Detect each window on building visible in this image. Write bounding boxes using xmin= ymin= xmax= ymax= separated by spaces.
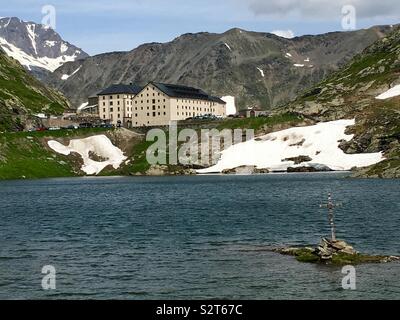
xmin=110 ymin=108 xmax=114 ymax=112
xmin=102 ymin=96 xmax=105 ymax=100
xmin=135 ymin=113 xmax=138 ymax=117
xmin=110 ymin=96 xmax=113 ymax=99
xmin=152 ymin=106 xmax=156 ymax=110
xmin=158 ymin=112 xmax=160 ymax=116
xmin=117 ymin=101 xmax=120 ymax=105
xmin=163 ymin=112 xmax=166 ymax=115
xmin=117 ymin=95 xmax=120 ymax=99
xmin=147 ymin=113 xmax=149 ymax=116
xmin=103 ymin=102 xmax=105 ymax=106
xmin=153 ymin=112 xmax=156 ymax=117
xmin=110 ymin=101 xmax=113 ymax=106
xmin=103 ymin=115 xmax=106 ymax=119
xmin=152 ymin=99 xmax=156 ymax=104
xmin=118 ymin=107 xmax=120 ymax=111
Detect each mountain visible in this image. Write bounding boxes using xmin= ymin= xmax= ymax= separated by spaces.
xmin=0 ymin=17 xmax=88 ymax=80
xmin=44 ymin=26 xmax=393 ymax=109
xmin=277 ymin=25 xmax=400 ymax=178
xmin=0 ymin=48 xmax=69 ymax=131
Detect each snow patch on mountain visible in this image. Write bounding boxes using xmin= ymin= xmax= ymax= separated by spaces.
xmin=221 ymin=96 xmax=236 ymax=115
xmin=48 ymin=135 xmax=127 ymax=175
xmin=61 ymin=66 xmax=82 ymax=80
xmin=257 ymin=67 xmax=265 ymax=77
xmin=45 ymin=40 xmax=56 ymax=47
xmin=197 ymin=119 xmax=385 ymax=174
xmin=26 ymin=23 xmax=37 ymax=55
xmin=0 ymin=37 xmax=78 ymax=72
xmin=0 ymin=17 xmax=88 ymax=74
xmin=375 ymin=84 xmax=400 ymax=100
xmin=224 ymin=43 xmax=232 ymax=51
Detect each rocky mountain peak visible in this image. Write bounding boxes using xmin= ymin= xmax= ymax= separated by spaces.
xmin=0 ymin=17 xmax=88 ymax=79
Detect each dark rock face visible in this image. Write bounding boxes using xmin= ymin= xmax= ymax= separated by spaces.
xmin=222 ymin=165 xmax=269 ymax=174
xmin=0 ymin=17 xmax=88 ymax=79
xmin=315 ymin=238 xmax=357 ymax=260
xmin=282 ymin=155 xmax=312 ymax=164
xmin=43 ymin=26 xmax=392 ymax=108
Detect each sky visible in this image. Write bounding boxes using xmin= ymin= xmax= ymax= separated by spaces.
xmin=1 ymin=0 xmax=399 ymax=55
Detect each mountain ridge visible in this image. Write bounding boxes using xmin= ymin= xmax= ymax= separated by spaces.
xmin=0 ymin=17 xmax=89 ymax=79
xmin=44 ymin=24 xmax=394 ymax=109
xmin=275 ymin=25 xmax=400 ymax=178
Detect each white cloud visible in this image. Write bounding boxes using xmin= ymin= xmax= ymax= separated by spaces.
xmin=271 ymin=29 xmax=295 ymax=38
xmin=247 ymin=0 xmax=400 ymax=19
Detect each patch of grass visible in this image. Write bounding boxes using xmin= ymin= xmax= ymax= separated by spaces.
xmin=0 ymin=128 xmax=113 ymax=180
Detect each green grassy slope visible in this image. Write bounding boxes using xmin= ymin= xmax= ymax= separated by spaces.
xmin=0 ymin=50 xmax=69 ymax=131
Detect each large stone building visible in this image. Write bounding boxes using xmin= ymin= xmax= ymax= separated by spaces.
xmin=98 ymin=84 xmax=143 ymax=127
xmin=97 ymin=82 xmax=226 ymax=127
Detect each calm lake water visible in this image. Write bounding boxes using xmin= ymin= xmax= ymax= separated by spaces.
xmin=0 ymin=173 xmax=399 ymax=299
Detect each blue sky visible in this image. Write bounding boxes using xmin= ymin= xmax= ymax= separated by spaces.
xmin=1 ymin=0 xmax=399 ymax=55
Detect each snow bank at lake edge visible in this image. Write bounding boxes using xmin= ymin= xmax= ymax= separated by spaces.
xmin=48 ymin=135 xmax=127 ymax=175
xmin=197 ymin=119 xmax=385 ymax=174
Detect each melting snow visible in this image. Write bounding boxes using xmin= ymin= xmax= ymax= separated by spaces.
xmin=60 ymin=42 xmax=68 ymax=53
xmin=0 ymin=37 xmax=78 ymax=72
xmin=221 ymin=96 xmax=236 ymax=115
xmin=224 ymin=43 xmax=232 ymax=51
xmin=304 ymin=57 xmax=310 ymax=62
xmin=26 ymin=23 xmax=38 ymax=55
xmin=257 ymin=67 xmax=265 ymax=77
xmin=48 ymin=135 xmax=127 ymax=175
xmin=294 ymin=64 xmax=305 ymax=67
xmin=375 ymin=84 xmax=400 ymax=100
xmin=77 ymin=102 xmax=89 ymax=111
xmin=197 ymin=119 xmax=384 ymax=174
xmin=45 ymin=40 xmax=56 ymax=47
xmin=285 ymin=53 xmax=292 ymax=57
xmin=61 ymin=66 xmax=82 ymax=80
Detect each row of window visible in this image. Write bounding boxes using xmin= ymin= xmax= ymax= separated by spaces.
xmin=132 ymin=112 xmax=167 ymax=118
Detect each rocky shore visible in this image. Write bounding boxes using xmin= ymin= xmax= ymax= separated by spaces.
xmin=274 ymin=238 xmax=400 ymax=265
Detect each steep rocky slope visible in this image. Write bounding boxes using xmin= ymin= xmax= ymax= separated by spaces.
xmin=277 ymin=26 xmax=400 ymax=178
xmin=0 ymin=49 xmax=69 ymax=131
xmin=0 ymin=17 xmax=88 ymax=79
xmin=45 ymin=26 xmax=393 ymax=109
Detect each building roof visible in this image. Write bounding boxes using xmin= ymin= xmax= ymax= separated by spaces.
xmin=97 ymin=84 xmax=143 ymax=96
xmin=151 ymin=82 xmax=226 ymax=104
